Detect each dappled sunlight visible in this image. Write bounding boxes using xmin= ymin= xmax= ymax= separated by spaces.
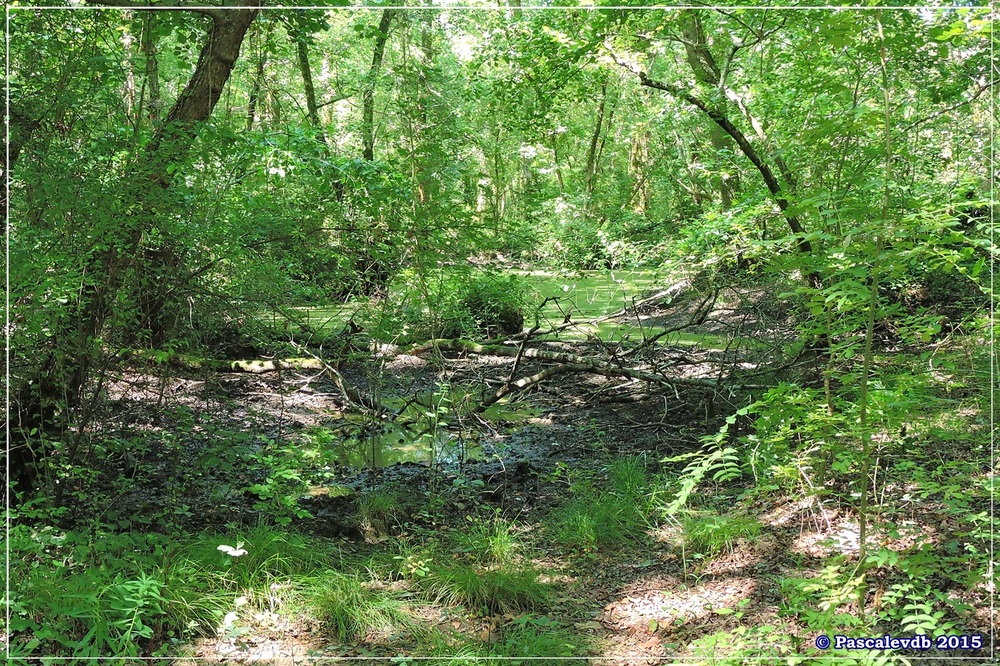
xmin=601 ymin=575 xmax=758 ymax=634
xmin=760 ymin=497 xmax=820 ymax=528
xmin=791 ymin=522 xmax=861 ymax=557
xmin=700 ymin=540 xmax=766 ymax=577
xmin=8 ymin=1 xmax=991 ymax=661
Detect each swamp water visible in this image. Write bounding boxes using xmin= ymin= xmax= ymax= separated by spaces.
xmin=307 ymin=388 xmax=541 ymax=470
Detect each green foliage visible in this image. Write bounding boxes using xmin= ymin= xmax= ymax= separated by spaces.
xmin=243 ymin=441 xmax=315 ymax=527
xmin=377 ymin=269 xmax=528 ymax=343
xmin=492 ymin=619 xmax=589 ymax=663
xmin=547 ymin=455 xmax=653 ymax=552
xmin=303 ymin=570 xmax=411 ymax=641
xmin=6 ymin=6 xmax=994 ymax=661
xmin=393 ymin=542 xmax=437 ymax=581
xmin=177 ymin=524 xmax=328 ymax=589
xmin=9 ymin=523 xmax=333 ymax=658
xmin=420 ymin=562 xmax=549 ymax=614
xmin=657 ymin=430 xmax=742 ymax=518
xmin=679 ymin=511 xmax=761 ymax=557
xmin=780 ymin=561 xmax=868 ymax=633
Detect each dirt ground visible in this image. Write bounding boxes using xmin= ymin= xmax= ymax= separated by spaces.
xmin=77 ymin=289 xmax=995 ymax=664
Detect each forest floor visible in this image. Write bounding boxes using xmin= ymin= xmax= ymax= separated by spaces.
xmin=23 ymin=290 xmax=994 ymax=664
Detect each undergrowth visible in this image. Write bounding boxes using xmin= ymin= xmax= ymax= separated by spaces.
xmin=548 ymin=456 xmax=651 ymax=552
xmin=303 ymin=571 xmax=413 ymax=641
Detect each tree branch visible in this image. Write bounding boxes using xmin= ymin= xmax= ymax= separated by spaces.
xmin=86 ymin=0 xmax=225 ymax=21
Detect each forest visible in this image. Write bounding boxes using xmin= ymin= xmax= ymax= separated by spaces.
xmin=4 ymin=1 xmax=996 ymax=663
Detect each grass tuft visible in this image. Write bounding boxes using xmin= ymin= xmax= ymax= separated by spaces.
xmin=456 ymin=514 xmax=522 ymax=565
xmin=608 ymin=456 xmax=650 ymax=501
xmin=423 ymin=621 xmax=587 ymax=665
xmin=422 ymin=562 xmax=548 ymax=614
xmin=550 ymin=494 xmax=647 ymax=552
xmin=357 ymin=490 xmax=400 ymax=541
xmin=304 ymin=570 xmax=412 ymax=641
xmin=681 ymin=511 xmax=761 ymax=556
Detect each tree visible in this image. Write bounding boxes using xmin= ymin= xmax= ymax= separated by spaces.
xmin=362 ymin=8 xmax=397 ymax=161
xmin=8 ymin=1 xmax=261 ymax=494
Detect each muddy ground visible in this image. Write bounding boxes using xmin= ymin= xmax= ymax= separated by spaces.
xmin=62 ymin=288 xmax=995 ymax=663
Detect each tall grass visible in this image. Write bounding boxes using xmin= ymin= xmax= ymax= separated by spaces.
xmin=421 ymin=562 xmax=549 ymax=614
xmin=303 ymin=571 xmax=412 ymax=641
xmin=549 ymin=456 xmax=652 ymax=552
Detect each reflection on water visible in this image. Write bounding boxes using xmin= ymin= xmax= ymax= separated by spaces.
xmin=335 ymin=422 xmax=481 ymax=468
xmin=317 ymin=389 xmax=540 ymax=469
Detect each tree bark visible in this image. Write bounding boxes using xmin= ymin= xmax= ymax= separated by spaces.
xmin=7 ymin=4 xmax=260 ymax=496
xmin=141 ymin=13 xmax=161 ymax=124
xmin=294 ymin=28 xmax=325 ymax=141
xmin=363 ymin=9 xmax=396 ymax=161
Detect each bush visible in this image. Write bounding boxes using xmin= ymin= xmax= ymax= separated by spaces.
xmin=456 ymin=272 xmax=526 ymax=338
xmin=382 ymin=270 xmax=527 ymax=343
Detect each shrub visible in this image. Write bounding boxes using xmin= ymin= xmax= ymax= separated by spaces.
xmin=383 ymin=269 xmax=527 ymax=343
xmin=456 ymin=272 xmax=526 ymax=338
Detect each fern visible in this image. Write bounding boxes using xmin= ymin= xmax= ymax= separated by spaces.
xmin=660 ymin=404 xmax=751 ymax=517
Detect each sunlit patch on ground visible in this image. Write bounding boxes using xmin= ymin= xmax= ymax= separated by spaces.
xmin=602 ymin=576 xmax=758 ymax=633
xmin=178 ymin=635 xmax=321 ymax=664
xmin=699 ymin=540 xmax=763 ymax=577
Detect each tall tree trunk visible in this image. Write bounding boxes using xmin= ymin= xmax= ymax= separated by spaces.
xmin=123 ymin=28 xmax=137 ymax=121
xmin=548 ymin=135 xmax=566 ymax=195
xmin=294 ymin=29 xmax=325 ymax=142
xmin=7 ymin=5 xmax=260 ymax=496
xmin=629 ymin=129 xmax=651 ymax=213
xmin=363 ymin=9 xmax=396 ymax=161
xmin=584 ymin=78 xmax=608 ymax=197
xmin=246 ymin=21 xmax=270 ymax=131
xmin=141 ymin=13 xmax=161 ymax=124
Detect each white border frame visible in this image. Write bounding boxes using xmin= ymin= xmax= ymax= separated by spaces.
xmin=4 ymin=1 xmax=995 ymax=662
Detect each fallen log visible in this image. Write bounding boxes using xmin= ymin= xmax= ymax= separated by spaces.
xmin=410 ymin=337 xmax=722 ymax=415
xmin=125 ymin=349 xmax=382 ymax=413
xmin=127 ymin=350 xmax=324 ymax=374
